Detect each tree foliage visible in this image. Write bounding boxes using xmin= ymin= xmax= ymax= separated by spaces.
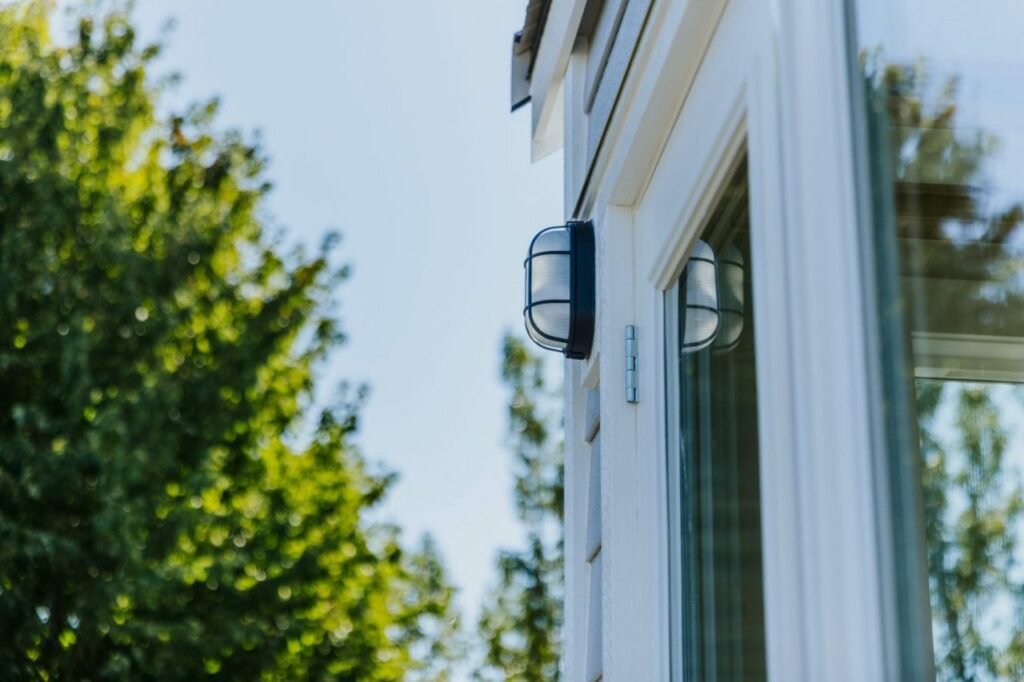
xmin=0 ymin=3 xmax=457 ymax=679
xmin=475 ymin=335 xmax=563 ymax=681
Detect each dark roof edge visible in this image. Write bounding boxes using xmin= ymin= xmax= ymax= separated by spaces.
xmin=510 ymin=0 xmax=552 ymax=112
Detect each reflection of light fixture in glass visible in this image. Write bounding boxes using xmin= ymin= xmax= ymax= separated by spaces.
xmin=523 ymin=220 xmax=595 ymax=359
xmin=713 ymin=245 xmax=744 ymax=352
xmin=681 ymin=240 xmax=720 ymax=353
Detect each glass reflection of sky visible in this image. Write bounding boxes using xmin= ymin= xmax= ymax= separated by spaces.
xmin=858 ymin=0 xmax=1024 ymax=220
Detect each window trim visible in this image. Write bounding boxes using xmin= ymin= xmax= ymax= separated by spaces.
xmin=630 ymin=1 xmax=777 ymax=679
xmin=626 ymin=0 xmax=895 ymax=678
xmin=664 ymin=146 xmax=758 ymax=681
xmin=564 ymin=0 xmax=900 ymax=678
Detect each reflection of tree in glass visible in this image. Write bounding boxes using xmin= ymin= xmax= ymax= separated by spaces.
xmin=867 ymin=58 xmax=1024 ymax=681
xmin=916 ymin=382 xmax=1024 ymax=681
xmin=873 ymin=60 xmax=1024 ymax=337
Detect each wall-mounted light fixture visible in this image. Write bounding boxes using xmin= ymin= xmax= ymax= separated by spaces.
xmin=681 ymin=240 xmax=720 ymax=353
xmin=523 ymin=220 xmax=595 ymax=359
xmin=713 ymin=245 xmax=744 ymax=352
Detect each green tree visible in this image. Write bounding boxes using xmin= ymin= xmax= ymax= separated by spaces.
xmin=475 ymin=334 xmax=563 ymax=681
xmin=0 ymin=3 xmax=457 ymax=679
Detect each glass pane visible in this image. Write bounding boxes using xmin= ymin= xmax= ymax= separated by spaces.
xmin=668 ymin=156 xmax=767 ymax=681
xmin=532 ymin=226 xmax=570 ymax=255
xmin=525 ymin=227 xmax=571 ymax=346
xmin=528 ymin=302 xmax=570 ymax=346
xmin=850 ymin=1 xmax=1024 ymax=679
xmin=530 ymin=252 xmax=571 ymax=307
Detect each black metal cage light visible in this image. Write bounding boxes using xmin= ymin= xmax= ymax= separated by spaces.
xmin=523 ymin=220 xmax=595 ymax=359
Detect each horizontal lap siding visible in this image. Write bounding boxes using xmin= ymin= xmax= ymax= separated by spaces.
xmin=583 ymin=388 xmax=603 ymax=682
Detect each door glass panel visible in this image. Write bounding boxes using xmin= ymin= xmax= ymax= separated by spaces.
xmin=850 ymin=1 xmax=1024 ymax=679
xmin=667 ymin=155 xmax=768 ymax=681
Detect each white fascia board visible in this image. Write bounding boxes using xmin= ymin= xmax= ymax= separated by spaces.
xmin=529 ymin=0 xmax=588 ymax=161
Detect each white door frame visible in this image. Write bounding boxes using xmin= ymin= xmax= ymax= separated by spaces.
xmin=563 ymin=0 xmax=896 ymax=678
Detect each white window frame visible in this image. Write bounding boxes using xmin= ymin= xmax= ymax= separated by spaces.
xmin=562 ymin=0 xmax=901 ymax=679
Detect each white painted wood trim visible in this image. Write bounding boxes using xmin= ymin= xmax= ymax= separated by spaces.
xmin=564 ymin=44 xmax=590 ymax=220
xmin=637 ymin=99 xmax=747 ymax=290
xmin=630 ymin=6 xmax=777 ymax=680
xmin=594 ymin=204 xmax=666 ymax=682
xmin=743 ymin=13 xmax=808 ymax=681
xmin=563 ymin=359 xmax=591 ymax=682
xmin=634 ymin=234 xmax=672 ymax=682
xmin=772 ymin=0 xmax=889 ymax=678
xmin=583 ymin=0 xmax=628 ymax=113
xmin=562 ymin=0 xmax=894 ymax=679
xmin=663 ymin=276 xmax=683 ymax=681
xmin=569 ymin=2 xmax=771 ymax=679
xmin=585 ymin=0 xmax=728 ymax=214
xmin=530 ymin=0 xmax=588 ymax=160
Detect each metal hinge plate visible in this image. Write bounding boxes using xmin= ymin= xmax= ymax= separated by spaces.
xmin=625 ymin=325 xmax=638 ymax=403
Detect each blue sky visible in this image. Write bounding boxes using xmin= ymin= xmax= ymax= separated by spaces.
xmin=121 ymin=0 xmax=564 ymax=636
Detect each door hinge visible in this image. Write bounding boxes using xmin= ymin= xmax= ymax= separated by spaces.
xmin=625 ymin=325 xmax=638 ymax=403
